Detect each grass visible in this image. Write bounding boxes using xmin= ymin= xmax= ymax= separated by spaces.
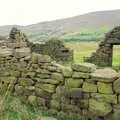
xmin=60 ymin=26 xmax=112 ymax=42
xmin=65 ymin=42 xmax=98 ymax=63
xmin=0 ymin=91 xmax=88 ymax=120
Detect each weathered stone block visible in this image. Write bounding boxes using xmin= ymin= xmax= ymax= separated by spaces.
xmin=47 ymin=66 xmax=57 ymax=72
xmin=82 ymin=82 xmax=97 ymax=93
xmin=30 ymin=53 xmax=38 ymax=63
xmin=62 ymin=67 xmax=72 ymax=77
xmin=14 ymin=48 xmax=31 ymax=58
xmin=15 ymin=85 xmax=24 ymax=95
xmin=91 ymin=93 xmax=117 ymax=104
xmin=39 ymin=84 xmax=55 ymax=93
xmin=38 ymin=54 xmax=51 ymax=63
xmin=65 ymin=78 xmax=83 ymax=88
xmin=91 ymin=68 xmax=118 ymax=82
xmin=105 ymin=106 xmax=120 ymax=120
xmin=51 ymin=73 xmax=64 ymax=82
xmin=35 ymin=87 xmax=51 ymax=99
xmin=72 ymin=63 xmax=96 ymax=73
xmin=35 ymin=78 xmax=60 ymax=85
xmin=50 ymin=100 xmax=60 ymax=110
xmin=68 ymin=88 xmax=83 ymax=98
xmin=61 ymin=103 xmax=81 ymax=113
xmin=89 ymin=99 xmax=112 ymax=116
xmin=97 ymin=82 xmax=113 ymax=94
xmin=77 ymin=99 xmax=89 ymax=109
xmin=18 ymin=78 xmax=34 ymax=86
xmin=72 ymin=72 xmax=90 ymax=79
xmin=37 ymin=74 xmax=51 ymax=79
xmin=36 ymin=97 xmax=46 ymax=106
xmin=26 ymin=72 xmax=36 ymax=78
xmin=114 ymin=78 xmax=120 ymax=93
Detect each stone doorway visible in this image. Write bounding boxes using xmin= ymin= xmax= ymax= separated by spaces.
xmin=112 ymin=45 xmax=120 ymax=69
xmin=85 ymin=26 xmax=120 ymax=67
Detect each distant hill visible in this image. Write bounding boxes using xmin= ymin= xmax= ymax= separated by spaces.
xmin=0 ymin=9 xmax=120 ymax=42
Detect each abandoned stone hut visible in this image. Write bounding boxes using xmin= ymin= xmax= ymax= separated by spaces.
xmin=28 ymin=38 xmax=73 ymax=62
xmin=85 ymin=26 xmax=120 ymax=67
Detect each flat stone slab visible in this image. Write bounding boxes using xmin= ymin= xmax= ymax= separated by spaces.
xmin=89 ymin=99 xmax=112 ymax=116
xmin=14 ymin=48 xmax=31 ymax=58
xmin=91 ymin=68 xmax=118 ymax=82
xmin=72 ymin=63 xmax=96 ymax=73
xmin=91 ymin=93 xmax=117 ymax=104
xmin=0 ymin=48 xmax=13 ymax=56
xmin=113 ymin=78 xmax=120 ymax=93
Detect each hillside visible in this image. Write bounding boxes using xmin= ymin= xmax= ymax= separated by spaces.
xmin=0 ymin=9 xmax=120 ymax=42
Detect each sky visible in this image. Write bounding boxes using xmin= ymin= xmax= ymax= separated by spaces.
xmin=0 ymin=0 xmax=120 ymax=26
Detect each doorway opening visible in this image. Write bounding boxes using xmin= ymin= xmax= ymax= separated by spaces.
xmin=112 ymin=45 xmax=120 ymax=70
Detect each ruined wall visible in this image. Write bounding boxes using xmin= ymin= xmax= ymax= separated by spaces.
xmin=0 ymin=51 xmax=120 ymax=120
xmin=85 ymin=26 xmax=120 ymax=66
xmin=1 ymin=27 xmax=120 ymax=120
xmin=28 ymin=38 xmax=73 ymax=62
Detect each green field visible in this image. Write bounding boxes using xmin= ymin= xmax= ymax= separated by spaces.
xmin=60 ymin=27 xmax=112 ymax=42
xmin=65 ymin=42 xmax=98 ymax=62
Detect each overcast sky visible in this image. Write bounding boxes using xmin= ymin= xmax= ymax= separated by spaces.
xmin=0 ymin=0 xmax=120 ymax=26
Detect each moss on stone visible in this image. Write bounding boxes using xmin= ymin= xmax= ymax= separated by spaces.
xmin=28 ymin=95 xmax=36 ymax=104
xmin=91 ymin=93 xmax=117 ymax=104
xmin=72 ymin=63 xmax=96 ymax=73
xmin=65 ymin=78 xmax=83 ymax=88
xmin=62 ymin=67 xmax=72 ymax=77
xmin=35 ymin=78 xmax=60 ymax=85
xmin=51 ymin=73 xmax=64 ymax=82
xmin=113 ymin=78 xmax=120 ymax=93
xmin=89 ymin=99 xmax=112 ymax=116
xmin=50 ymin=100 xmax=60 ymax=110
xmin=97 ymin=82 xmax=113 ymax=94
xmin=72 ymin=72 xmax=90 ymax=79
xmin=30 ymin=53 xmax=38 ymax=63
xmin=39 ymin=84 xmax=56 ymax=93
xmin=82 ymin=82 xmax=97 ymax=93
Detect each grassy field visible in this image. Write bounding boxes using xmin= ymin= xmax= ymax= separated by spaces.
xmin=65 ymin=42 xmax=98 ymax=62
xmin=60 ymin=26 xmax=112 ymax=42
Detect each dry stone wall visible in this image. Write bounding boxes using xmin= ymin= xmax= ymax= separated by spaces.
xmin=0 ymin=51 xmax=120 ymax=120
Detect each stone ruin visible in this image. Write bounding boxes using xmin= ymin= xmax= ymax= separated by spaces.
xmin=0 ymin=28 xmax=120 ymax=120
xmin=0 ymin=27 xmax=31 ymax=59
xmin=28 ymin=38 xmax=73 ymax=62
xmin=0 ymin=27 xmax=73 ymax=62
xmin=85 ymin=26 xmax=120 ymax=66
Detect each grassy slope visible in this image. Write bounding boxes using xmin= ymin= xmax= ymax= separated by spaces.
xmin=60 ymin=26 xmax=112 ymax=42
